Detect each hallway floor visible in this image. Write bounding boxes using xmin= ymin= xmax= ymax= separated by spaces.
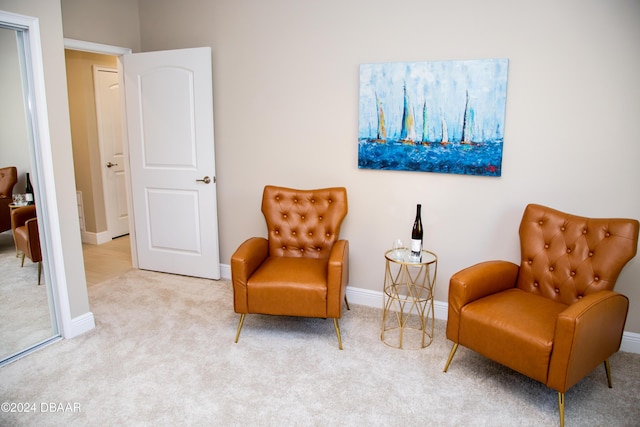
xmin=82 ymin=235 xmax=132 ymax=287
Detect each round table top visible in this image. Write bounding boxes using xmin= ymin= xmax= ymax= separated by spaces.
xmin=385 ymin=248 xmax=437 ymax=265
xmin=8 ymin=202 xmax=29 ymax=209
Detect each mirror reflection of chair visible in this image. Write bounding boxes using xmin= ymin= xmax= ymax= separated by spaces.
xmin=11 ymin=205 xmax=43 ymax=286
xmin=444 ymin=204 xmax=639 ymax=427
xmin=0 ymin=166 xmax=18 ymax=233
xmin=231 ymin=185 xmax=349 ymax=349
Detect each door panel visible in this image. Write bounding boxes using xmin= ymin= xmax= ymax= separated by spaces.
xmin=94 ymin=66 xmax=129 ymax=238
xmin=140 ymin=68 xmax=196 ymax=167
xmin=146 ymin=188 xmax=200 ymax=252
xmin=123 ymin=47 xmax=220 ymax=279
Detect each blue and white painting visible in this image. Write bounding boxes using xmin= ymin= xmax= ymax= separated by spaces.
xmin=358 ymin=59 xmax=509 ymax=176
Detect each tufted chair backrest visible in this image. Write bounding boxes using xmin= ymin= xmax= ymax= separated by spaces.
xmin=0 ymin=166 xmax=18 ymax=197
xmin=262 ymin=185 xmax=348 ymax=259
xmin=516 ymin=204 xmax=639 ymax=305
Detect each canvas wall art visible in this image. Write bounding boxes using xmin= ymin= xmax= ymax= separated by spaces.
xmin=358 ymin=59 xmax=509 ymax=176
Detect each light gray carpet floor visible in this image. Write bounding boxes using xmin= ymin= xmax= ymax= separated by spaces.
xmin=1 ymin=268 xmax=639 ymax=426
xmin=0 ymin=230 xmax=53 ymax=360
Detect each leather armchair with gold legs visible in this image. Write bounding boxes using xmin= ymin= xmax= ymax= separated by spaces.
xmin=11 ymin=205 xmax=43 ymax=286
xmin=443 ymin=204 xmax=639 ymax=427
xmin=231 ymin=185 xmax=349 ymax=349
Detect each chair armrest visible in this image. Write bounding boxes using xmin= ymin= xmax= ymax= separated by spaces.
xmin=547 ymin=290 xmax=629 ymax=392
xmin=11 ymin=205 xmax=37 ymax=229
xmin=449 ymin=260 xmax=520 ymax=309
xmin=25 ymin=217 xmax=42 ymax=262
xmin=231 ymin=237 xmax=268 ymax=313
xmin=327 ymin=239 xmax=349 ymax=318
xmin=446 ymin=260 xmax=519 ymax=342
xmin=0 ymin=198 xmax=11 ymax=232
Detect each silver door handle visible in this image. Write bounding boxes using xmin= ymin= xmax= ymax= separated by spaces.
xmin=106 ymin=162 xmax=118 ymax=168
xmin=196 ymin=176 xmax=211 ymax=184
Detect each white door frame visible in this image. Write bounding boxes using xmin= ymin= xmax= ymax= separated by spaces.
xmin=64 ymin=38 xmax=138 ymax=268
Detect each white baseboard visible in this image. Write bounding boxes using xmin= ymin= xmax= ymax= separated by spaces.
xmin=219 ymin=263 xmax=639 ymax=354
xmin=220 ymin=263 xmax=231 ymax=280
xmin=345 ymin=285 xmax=449 ymax=320
xmin=65 ymin=312 xmax=95 ymax=339
xmin=620 ymin=331 xmax=640 ymax=354
xmin=81 ymin=230 xmax=111 ymax=245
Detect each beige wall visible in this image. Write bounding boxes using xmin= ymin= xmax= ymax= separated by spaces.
xmin=60 ymin=0 xmax=140 ymax=52
xmin=12 ymin=0 xmax=639 ymax=335
xmin=0 ymin=27 xmax=30 ymax=191
xmin=135 ymin=0 xmax=640 ymax=332
xmin=65 ymin=50 xmax=117 ymax=234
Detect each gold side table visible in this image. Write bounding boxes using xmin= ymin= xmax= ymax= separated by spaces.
xmin=8 ymin=202 xmax=25 ymax=257
xmin=381 ymin=248 xmax=437 ymax=349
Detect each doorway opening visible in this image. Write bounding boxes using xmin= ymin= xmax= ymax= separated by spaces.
xmin=65 ymin=50 xmax=128 ymax=241
xmin=63 ymin=40 xmax=134 ymax=287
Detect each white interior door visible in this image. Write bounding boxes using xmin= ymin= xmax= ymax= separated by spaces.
xmin=123 ymin=47 xmax=220 ymax=279
xmin=94 ymin=66 xmax=129 ymax=239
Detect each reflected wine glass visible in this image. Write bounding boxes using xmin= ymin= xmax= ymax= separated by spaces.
xmin=392 ymin=239 xmax=404 ymax=260
xmin=12 ymin=193 xmax=25 ymax=206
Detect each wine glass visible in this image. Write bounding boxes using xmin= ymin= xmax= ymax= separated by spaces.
xmin=13 ymin=193 xmax=25 ymax=206
xmin=392 ymin=239 xmax=404 ymax=260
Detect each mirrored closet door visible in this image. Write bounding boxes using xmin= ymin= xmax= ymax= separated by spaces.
xmin=0 ymin=14 xmax=59 ymax=365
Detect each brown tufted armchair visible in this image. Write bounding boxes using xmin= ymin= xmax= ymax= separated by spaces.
xmin=231 ymin=185 xmax=349 ymax=349
xmin=11 ymin=205 xmax=43 ymax=285
xmin=444 ymin=204 xmax=639 ymax=427
xmin=1 ymin=166 xmax=18 ymax=233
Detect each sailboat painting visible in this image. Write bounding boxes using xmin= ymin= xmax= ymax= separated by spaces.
xmin=358 ymin=59 xmax=509 ymax=176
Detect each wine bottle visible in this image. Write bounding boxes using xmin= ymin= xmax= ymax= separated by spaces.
xmin=25 ymin=172 xmax=34 ymax=205
xmin=410 ymin=204 xmax=423 ymax=258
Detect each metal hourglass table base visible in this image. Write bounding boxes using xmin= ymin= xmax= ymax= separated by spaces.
xmin=381 ymin=249 xmax=438 ymax=349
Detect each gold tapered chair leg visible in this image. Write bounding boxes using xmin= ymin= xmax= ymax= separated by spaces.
xmin=558 ymin=392 xmax=565 ymax=427
xmin=37 ymin=262 xmax=42 ymax=286
xmin=234 ymin=314 xmax=245 ymax=343
xmin=344 ymin=296 xmax=350 ymax=311
xmin=604 ymin=359 xmax=612 ymax=388
xmin=443 ymin=343 xmax=459 ymax=372
xmin=333 ymin=318 xmax=343 ymax=350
